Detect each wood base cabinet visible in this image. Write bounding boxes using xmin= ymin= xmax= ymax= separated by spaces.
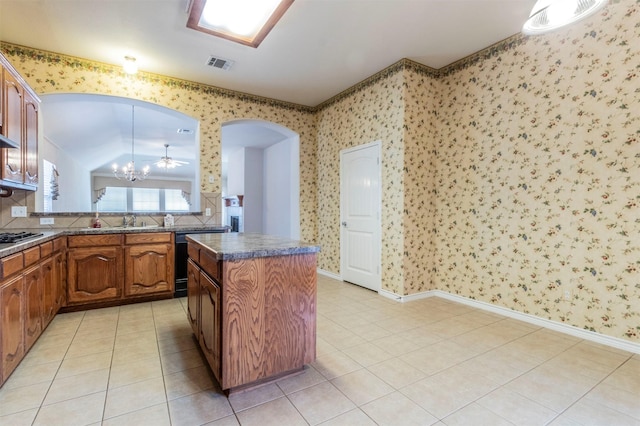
xmin=188 ymin=241 xmax=317 ymax=392
xmin=67 ymin=245 xmax=123 ymax=304
xmin=124 ymin=233 xmax=173 ymax=297
xmin=1 ymin=275 xmax=25 ymax=384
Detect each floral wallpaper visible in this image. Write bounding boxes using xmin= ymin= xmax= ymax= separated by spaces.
xmin=0 ymin=44 xmax=318 ymax=243
xmin=433 ymin=2 xmax=640 ymax=340
xmin=316 ymin=69 xmax=406 ymax=293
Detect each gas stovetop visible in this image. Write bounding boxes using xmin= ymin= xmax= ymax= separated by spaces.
xmin=0 ymin=232 xmax=44 ymax=244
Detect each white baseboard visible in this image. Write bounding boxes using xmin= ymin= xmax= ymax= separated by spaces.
xmin=317 ymin=268 xmax=341 ymax=281
xmin=378 ymin=289 xmax=640 ymax=354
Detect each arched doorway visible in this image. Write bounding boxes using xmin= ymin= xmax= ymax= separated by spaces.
xmin=222 ymin=119 xmax=300 ymax=239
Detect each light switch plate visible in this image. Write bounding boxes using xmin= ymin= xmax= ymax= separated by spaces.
xmin=11 ymin=206 xmax=27 ymax=217
xmin=40 ymin=217 xmax=54 ymax=225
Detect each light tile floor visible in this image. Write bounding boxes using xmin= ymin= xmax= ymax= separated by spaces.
xmin=1 ymin=274 xmax=639 ymax=425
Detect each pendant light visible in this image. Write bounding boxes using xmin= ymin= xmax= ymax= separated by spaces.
xmin=112 ymin=105 xmax=150 ymax=182
xmin=523 ymin=0 xmax=608 ymax=35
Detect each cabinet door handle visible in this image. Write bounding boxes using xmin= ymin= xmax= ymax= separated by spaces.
xmin=26 ymin=171 xmax=37 ymax=182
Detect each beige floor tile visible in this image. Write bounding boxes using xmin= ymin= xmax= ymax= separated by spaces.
xmin=348 ymin=323 xmax=394 ymax=341
xmin=316 ymin=336 xmax=340 ymax=358
xmin=158 ymin=333 xmax=199 ymax=356
xmin=164 ymin=365 xmax=216 ymax=401
xmin=102 ymin=403 xmax=171 ymax=426
xmin=160 ymin=347 xmax=206 ymax=375
xmin=33 ymin=391 xmax=106 ymax=426
xmin=114 ymin=329 xmax=157 ymax=347
xmin=319 ymin=408 xmax=377 ymax=425
xmin=442 ymin=402 xmax=514 ymax=426
xmin=235 ymin=396 xmax=307 ymax=426
xmin=504 ymin=365 xmax=598 ymax=412
xmin=43 ymin=367 xmax=109 ymax=405
xmin=56 ymin=350 xmax=112 ymax=379
xmin=583 ymin=382 xmax=640 ymax=420
xmin=108 ymin=354 xmax=162 ymax=389
xmin=203 ymin=414 xmax=241 ymax=425
xmin=2 ymin=359 xmax=60 ymax=390
xmin=601 ymin=357 xmax=640 ymax=393
xmin=103 ymin=377 xmax=167 ymax=419
xmin=111 ymin=342 xmax=159 ymax=365
xmin=312 ymin=350 xmax=363 ymax=380
xmin=361 ymin=391 xmax=438 ymax=425
xmin=399 ymin=340 xmax=478 ymax=375
xmin=477 ymin=387 xmax=558 ymax=425
xmin=367 ymin=358 xmax=427 ymax=389
xmin=288 ymin=381 xmax=356 ymax=425
xmin=116 ymin=319 xmax=156 ymax=336
xmin=455 ymin=346 xmax=539 ymax=385
xmin=228 ymin=382 xmax=284 ymax=412
xmin=341 ymin=341 xmax=395 ymax=367
xmin=555 ymin=399 xmax=639 ymax=425
xmin=168 ymin=389 xmax=234 ymax=426
xmin=277 ymin=364 xmax=327 ymax=395
xmin=65 ymin=335 xmax=115 ymax=358
xmin=371 ymin=333 xmax=422 ymax=357
xmin=401 ymin=375 xmax=480 ymax=419
xmin=0 ymin=407 xmax=38 ymax=426
xmin=20 ymin=341 xmax=69 ymax=367
xmin=0 ymin=381 xmax=50 ymax=416
xmin=331 ymin=369 xmax=394 ymax=406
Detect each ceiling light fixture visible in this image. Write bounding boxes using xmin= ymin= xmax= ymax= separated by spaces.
xmin=523 ymin=0 xmax=608 ymax=35
xmin=112 ymin=106 xmax=149 ymax=182
xmin=156 ymin=144 xmax=189 ymax=169
xmin=123 ymin=55 xmax=138 ymax=74
xmin=187 ymin=0 xmax=294 ymax=48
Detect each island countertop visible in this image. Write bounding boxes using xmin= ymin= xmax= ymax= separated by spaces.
xmin=185 ymin=232 xmax=320 ymax=261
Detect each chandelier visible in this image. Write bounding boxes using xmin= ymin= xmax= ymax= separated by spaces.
xmin=112 ymin=105 xmax=150 ymax=182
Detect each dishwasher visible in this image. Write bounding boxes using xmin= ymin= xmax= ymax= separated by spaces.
xmin=174 ymin=229 xmax=228 ymax=297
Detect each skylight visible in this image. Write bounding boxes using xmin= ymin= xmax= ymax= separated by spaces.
xmin=187 ymin=0 xmax=294 ymax=48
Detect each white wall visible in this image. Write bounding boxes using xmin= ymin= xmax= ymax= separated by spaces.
xmin=243 ymin=148 xmax=263 ymax=233
xmin=37 ymin=136 xmax=92 ymax=212
xmin=263 ymin=137 xmax=300 ymax=239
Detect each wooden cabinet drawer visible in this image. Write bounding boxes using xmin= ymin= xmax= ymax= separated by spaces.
xmin=23 ymin=246 xmax=40 ymax=267
xmin=0 ymin=252 xmax=23 ymax=280
xmin=125 ymin=232 xmax=172 ymax=245
xmin=200 ymin=249 xmax=221 ymax=283
xmin=187 ymin=243 xmax=199 ymax=264
xmin=39 ymin=241 xmax=53 ymax=258
xmin=68 ymin=234 xmax=122 ymax=248
xmin=52 ymin=237 xmax=66 ymax=252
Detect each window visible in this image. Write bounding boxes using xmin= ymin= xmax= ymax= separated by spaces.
xmin=97 ymin=187 xmax=190 ymax=212
xmin=132 ymin=188 xmax=160 ymax=211
xmin=165 ymin=189 xmax=191 ymax=211
xmin=97 ymin=187 xmax=127 ymax=212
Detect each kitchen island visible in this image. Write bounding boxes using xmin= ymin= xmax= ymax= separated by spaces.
xmin=185 ymin=232 xmax=320 ymax=393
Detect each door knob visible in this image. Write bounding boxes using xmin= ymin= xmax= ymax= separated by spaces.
xmin=341 ymin=221 xmax=347 ymax=227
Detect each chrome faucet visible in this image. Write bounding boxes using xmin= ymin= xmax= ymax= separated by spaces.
xmin=122 ymin=214 xmax=136 ymax=227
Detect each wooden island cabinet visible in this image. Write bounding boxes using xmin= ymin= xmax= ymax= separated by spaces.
xmin=187 ymin=233 xmax=319 ymax=393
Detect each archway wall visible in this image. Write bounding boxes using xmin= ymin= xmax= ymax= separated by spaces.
xmin=1 ymin=44 xmax=318 ymax=243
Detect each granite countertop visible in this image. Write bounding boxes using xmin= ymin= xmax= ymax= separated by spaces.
xmin=186 ymin=233 xmax=321 ymax=261
xmin=0 ymin=225 xmax=230 ymax=258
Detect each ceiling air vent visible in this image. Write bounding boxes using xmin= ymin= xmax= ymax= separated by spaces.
xmin=206 ymin=56 xmax=234 ymax=71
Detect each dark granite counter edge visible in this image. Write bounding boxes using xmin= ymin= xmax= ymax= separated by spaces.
xmin=187 ymin=234 xmax=321 ymax=261
xmin=0 ymin=225 xmax=230 ymax=258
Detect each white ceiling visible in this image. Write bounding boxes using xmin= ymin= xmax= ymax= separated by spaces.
xmin=0 ymin=0 xmax=536 ymax=107
xmin=0 ymin=0 xmax=537 ymax=180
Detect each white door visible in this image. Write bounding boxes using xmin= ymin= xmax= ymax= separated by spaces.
xmin=340 ymin=141 xmax=381 ymax=292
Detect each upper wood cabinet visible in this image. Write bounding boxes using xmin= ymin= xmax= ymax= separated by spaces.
xmin=23 ymin=91 xmax=38 ymax=186
xmin=0 ymin=53 xmax=40 ymax=190
xmin=1 ymin=69 xmax=23 ymax=185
